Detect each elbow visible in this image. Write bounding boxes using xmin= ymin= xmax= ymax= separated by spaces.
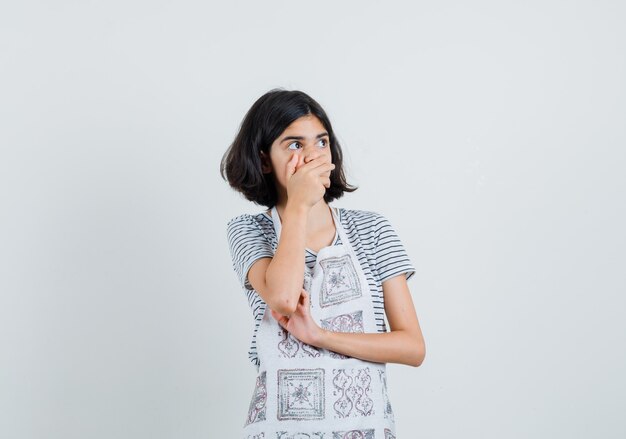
xmin=409 ymin=339 xmax=426 ymax=368
xmin=270 ymin=292 xmax=299 ymax=316
xmin=264 ymin=276 xmax=299 ymax=316
xmin=411 ymin=352 xmax=425 ymax=368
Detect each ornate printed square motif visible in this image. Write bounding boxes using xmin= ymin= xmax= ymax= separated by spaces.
xmin=244 ymin=371 xmax=267 ymax=426
xmin=332 ymin=367 xmax=374 ymax=418
xmin=321 ymin=310 xmax=364 ymax=359
xmin=319 ymin=254 xmax=362 ymax=308
xmin=277 ymin=368 xmax=325 ymax=421
xmin=384 ymin=428 xmax=396 ymax=439
xmin=277 ymin=328 xmax=321 ymax=358
xmin=332 ymin=429 xmax=375 ymax=439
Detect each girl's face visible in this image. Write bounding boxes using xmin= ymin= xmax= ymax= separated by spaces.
xmin=261 ymin=114 xmax=333 ymax=199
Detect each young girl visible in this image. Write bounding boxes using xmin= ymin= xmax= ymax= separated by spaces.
xmin=221 ymin=89 xmax=425 ymax=439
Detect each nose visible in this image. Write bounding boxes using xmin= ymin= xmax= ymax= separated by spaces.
xmin=302 ymin=145 xmax=324 ymax=164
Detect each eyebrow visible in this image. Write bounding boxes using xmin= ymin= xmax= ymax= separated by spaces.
xmin=280 ymin=132 xmax=329 ymax=143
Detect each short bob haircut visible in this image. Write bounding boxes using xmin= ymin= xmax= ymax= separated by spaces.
xmin=220 ymin=88 xmax=358 ymax=209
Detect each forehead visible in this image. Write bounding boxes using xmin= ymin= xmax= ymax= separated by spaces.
xmin=281 ymin=114 xmax=326 ymax=134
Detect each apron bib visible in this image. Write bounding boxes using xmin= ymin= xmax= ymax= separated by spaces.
xmin=242 ymin=205 xmax=396 ymax=439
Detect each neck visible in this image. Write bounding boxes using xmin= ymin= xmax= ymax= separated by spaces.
xmin=275 ymin=199 xmax=333 ymax=231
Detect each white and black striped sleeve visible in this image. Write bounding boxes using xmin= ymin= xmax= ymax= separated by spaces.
xmin=226 ymin=214 xmax=274 ymax=291
xmin=373 ymin=213 xmax=416 ymax=283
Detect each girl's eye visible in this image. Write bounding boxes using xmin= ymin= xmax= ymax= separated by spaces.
xmin=287 ymin=139 xmax=328 ymax=150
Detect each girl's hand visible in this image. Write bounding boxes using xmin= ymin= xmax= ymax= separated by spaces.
xmin=270 ymin=288 xmax=325 ymax=347
xmin=285 ymin=153 xmax=335 ymax=209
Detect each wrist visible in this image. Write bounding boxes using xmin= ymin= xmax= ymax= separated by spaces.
xmin=285 ymin=201 xmax=309 ymax=218
xmin=313 ymin=327 xmax=330 ymax=348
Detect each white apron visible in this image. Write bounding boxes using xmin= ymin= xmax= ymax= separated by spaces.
xmin=242 ymin=204 xmax=397 ymax=439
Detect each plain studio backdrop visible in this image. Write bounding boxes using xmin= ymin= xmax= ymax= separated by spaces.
xmin=1 ymin=1 xmax=624 ymax=438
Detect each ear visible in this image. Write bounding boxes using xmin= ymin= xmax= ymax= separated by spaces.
xmin=259 ymin=150 xmax=272 ymax=174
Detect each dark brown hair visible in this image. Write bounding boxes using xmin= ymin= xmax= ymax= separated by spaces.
xmin=220 ymin=88 xmax=358 ymax=208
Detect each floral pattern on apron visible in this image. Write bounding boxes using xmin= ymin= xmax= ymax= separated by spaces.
xmin=242 ymin=204 xmax=396 ymax=438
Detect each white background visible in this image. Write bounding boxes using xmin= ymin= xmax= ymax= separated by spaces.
xmin=1 ymin=1 xmax=624 ymax=438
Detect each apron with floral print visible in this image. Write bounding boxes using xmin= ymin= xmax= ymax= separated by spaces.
xmin=242 ymin=204 xmax=396 ymax=439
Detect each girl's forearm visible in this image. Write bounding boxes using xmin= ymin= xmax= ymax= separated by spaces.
xmin=265 ymin=202 xmax=308 ymax=315
xmin=315 ymin=329 xmax=424 ymax=367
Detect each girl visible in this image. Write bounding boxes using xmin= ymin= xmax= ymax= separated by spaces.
xmin=221 ymin=88 xmax=425 ymax=439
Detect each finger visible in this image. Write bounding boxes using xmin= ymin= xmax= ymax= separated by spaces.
xmin=314 ymin=162 xmax=335 ymax=177
xmin=270 ymin=309 xmax=289 ymax=328
xmin=298 ymin=290 xmax=306 ymax=306
xmin=286 ymin=153 xmax=299 ymax=178
xmin=300 ymin=154 xmax=330 ymax=172
xmin=301 ymin=289 xmax=310 ymax=307
xmin=308 ymin=157 xmax=333 ymax=171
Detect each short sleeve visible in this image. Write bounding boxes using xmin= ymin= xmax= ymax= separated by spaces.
xmin=226 ymin=214 xmax=274 ymax=291
xmin=373 ymin=213 xmax=416 ymax=283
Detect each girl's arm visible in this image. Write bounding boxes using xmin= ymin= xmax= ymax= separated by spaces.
xmin=271 ymin=274 xmax=425 ymax=367
xmin=318 ymin=274 xmax=424 ymax=367
xmin=250 ymin=202 xmax=309 ymax=316
xmin=264 ymin=202 xmax=309 ymax=314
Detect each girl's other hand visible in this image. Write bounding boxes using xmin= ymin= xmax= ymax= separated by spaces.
xmin=269 ymin=288 xmax=324 ymax=347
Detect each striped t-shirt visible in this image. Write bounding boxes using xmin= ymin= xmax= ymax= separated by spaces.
xmin=226 ymin=206 xmax=416 ymax=371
